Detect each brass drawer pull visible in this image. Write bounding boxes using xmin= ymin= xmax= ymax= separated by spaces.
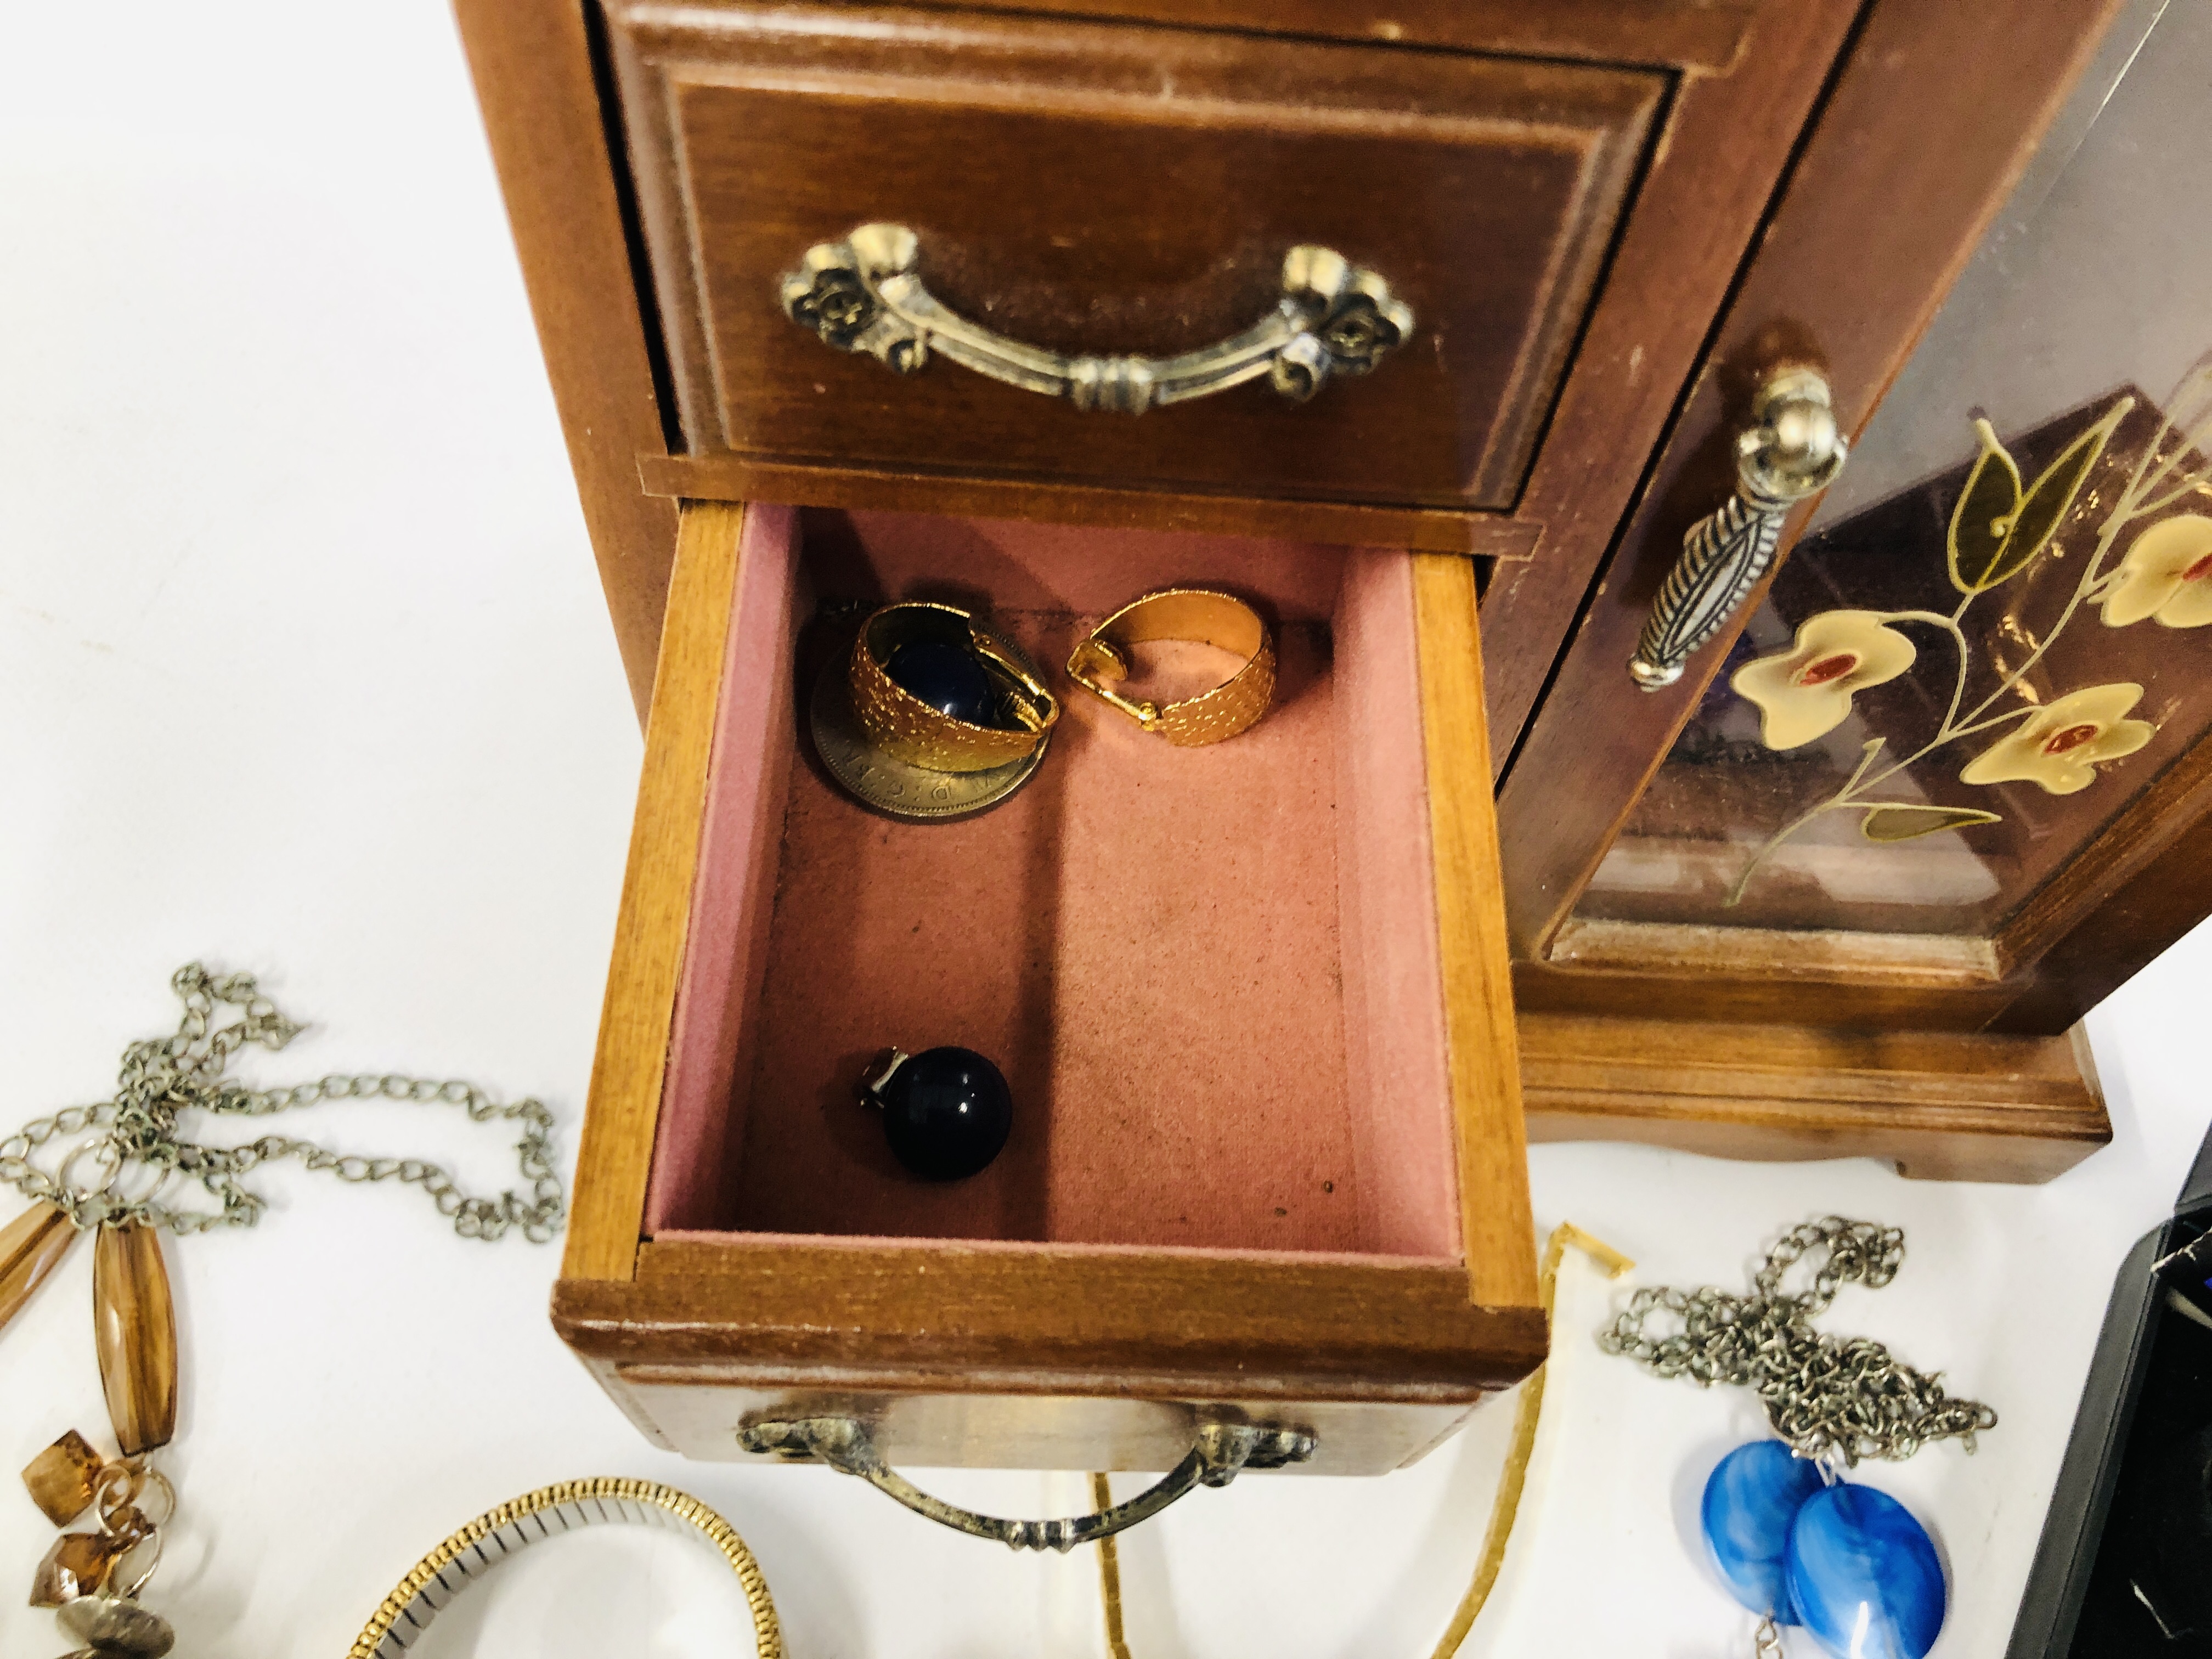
xmin=736 ymin=1415 xmax=1317 ymax=1549
xmin=780 ymin=223 xmax=1413 ymax=414
xmin=1629 ymin=365 xmax=1848 ymax=690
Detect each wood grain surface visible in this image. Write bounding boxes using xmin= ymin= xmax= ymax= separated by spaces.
xmin=1511 ymin=958 xmax=2024 ymax=1034
xmin=1519 ymin=1013 xmax=2111 ymax=1184
xmin=608 ymin=1 xmax=1659 ymax=512
xmin=822 ymin=0 xmax=1763 ymax=72
xmin=563 ymin=503 xmax=748 ymax=1282
xmin=600 ymin=1373 xmax=1480 ymax=1473
xmin=452 ymin=0 xmax=681 ymax=721
xmin=638 ymin=454 xmax=1544 ymax=558
xmin=467 ymin=0 xmax=1855 ymax=720
xmin=1544 ymin=919 xmax=2001 ymax=989
xmin=1415 ymin=555 xmax=1537 ymax=1308
xmin=559 ymin=1240 xmax=1547 ymax=1394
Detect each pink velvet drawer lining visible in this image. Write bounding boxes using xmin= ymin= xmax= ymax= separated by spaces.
xmin=645 ymin=505 xmax=1461 ymax=1263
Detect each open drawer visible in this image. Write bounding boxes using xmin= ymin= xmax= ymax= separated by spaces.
xmin=554 ymin=502 xmax=1542 ymax=1509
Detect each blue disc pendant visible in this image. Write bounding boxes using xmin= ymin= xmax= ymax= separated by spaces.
xmin=1786 ymin=1483 xmax=1946 ymax=1659
xmin=1702 ymin=1440 xmax=1825 ymax=1624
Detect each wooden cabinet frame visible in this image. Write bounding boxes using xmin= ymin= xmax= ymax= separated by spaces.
xmin=456 ymin=0 xmax=2164 ymax=1186
xmin=454 ymin=0 xmax=1859 ymax=736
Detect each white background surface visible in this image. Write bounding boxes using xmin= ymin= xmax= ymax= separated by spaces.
xmin=4 ymin=3 xmax=2210 ymax=1655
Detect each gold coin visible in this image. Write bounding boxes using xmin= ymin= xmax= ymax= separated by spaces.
xmin=810 ymin=644 xmax=1049 ymax=822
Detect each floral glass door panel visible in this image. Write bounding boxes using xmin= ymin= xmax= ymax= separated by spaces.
xmin=1581 ymin=385 xmax=2212 ymax=934
xmin=1570 ymin=0 xmax=2212 ymax=949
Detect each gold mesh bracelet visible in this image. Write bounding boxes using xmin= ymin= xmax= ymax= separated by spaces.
xmin=347 ymin=1477 xmax=782 ymax=1658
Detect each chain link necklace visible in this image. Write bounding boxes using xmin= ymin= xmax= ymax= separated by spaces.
xmin=1601 ymin=1217 xmax=1993 ymax=1659
xmin=2 ymin=963 xmax=563 ymax=1657
xmin=1599 ymin=1216 xmax=1995 ymax=1465
xmin=1 ymin=962 xmax=562 ymax=1241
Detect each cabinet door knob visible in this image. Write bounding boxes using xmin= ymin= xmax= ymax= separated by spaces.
xmin=781 ymin=224 xmax=1413 ymax=414
xmin=1629 ymin=365 xmax=1848 ymax=690
xmin=737 ymin=1414 xmax=1317 ymax=1548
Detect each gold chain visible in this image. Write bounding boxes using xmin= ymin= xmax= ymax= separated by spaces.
xmin=1091 ymin=1224 xmax=1633 ymax=1659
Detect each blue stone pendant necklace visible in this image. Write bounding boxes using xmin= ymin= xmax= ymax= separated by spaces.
xmin=1601 ymin=1218 xmax=1994 ymax=1659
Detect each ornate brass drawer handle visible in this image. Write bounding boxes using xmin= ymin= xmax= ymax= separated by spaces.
xmin=1629 ymin=365 xmax=1849 ymax=690
xmin=736 ymin=1415 xmax=1317 ymax=1549
xmin=780 ymin=223 xmax=1413 ymax=414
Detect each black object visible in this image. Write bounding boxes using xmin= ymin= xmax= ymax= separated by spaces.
xmin=862 ymin=1046 xmax=1013 ymax=1181
xmin=2008 ymin=1121 xmax=2212 ymax=1656
xmin=886 ymin=639 xmax=1010 ymax=729
xmin=2159 ymin=1221 xmax=2212 ymax=1330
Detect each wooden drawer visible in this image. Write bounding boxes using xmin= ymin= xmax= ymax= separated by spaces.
xmin=606 ymin=2 xmax=1660 ymax=525
xmin=555 ymin=503 xmax=1543 ymax=1483
xmin=462 ymin=0 xmax=1865 ymax=737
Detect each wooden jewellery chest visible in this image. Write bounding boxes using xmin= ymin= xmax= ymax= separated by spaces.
xmin=449 ymin=0 xmax=1785 ymax=1517
xmin=462 ymin=0 xmax=2166 ymax=1242
xmin=454 ymin=0 xmax=2135 ymax=1522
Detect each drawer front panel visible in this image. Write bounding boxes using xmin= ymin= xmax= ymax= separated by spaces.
xmin=610 ymin=3 xmax=1661 ymax=512
xmin=607 ymin=1372 xmax=1477 ymax=1476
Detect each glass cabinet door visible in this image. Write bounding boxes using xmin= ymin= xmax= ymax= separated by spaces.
xmin=1507 ymin=0 xmax=2212 ymax=1029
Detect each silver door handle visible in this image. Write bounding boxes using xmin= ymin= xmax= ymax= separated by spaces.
xmin=780 ymin=223 xmax=1413 ymax=414
xmin=736 ymin=1415 xmax=1316 ymax=1550
xmin=1629 ymin=365 xmax=1848 ymax=690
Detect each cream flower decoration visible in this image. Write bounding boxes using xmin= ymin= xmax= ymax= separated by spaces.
xmin=2100 ymin=514 xmax=2212 ymax=628
xmin=1959 ymin=682 xmax=2154 ymax=794
xmin=1731 ymin=610 xmax=1918 ymax=750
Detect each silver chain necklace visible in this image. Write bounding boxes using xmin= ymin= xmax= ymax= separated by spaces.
xmin=1598 ymin=1216 xmax=1996 ymax=1465
xmin=0 ymin=962 xmax=564 ymax=1240
xmin=7 ymin=963 xmax=563 ymax=1655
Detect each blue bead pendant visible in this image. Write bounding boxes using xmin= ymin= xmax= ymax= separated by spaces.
xmin=1702 ymin=1440 xmax=1825 ymax=1624
xmin=1786 ymin=1484 xmax=1946 ymax=1659
xmin=863 ymin=1046 xmax=1013 ymax=1181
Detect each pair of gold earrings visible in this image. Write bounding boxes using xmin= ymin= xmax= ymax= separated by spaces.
xmin=849 ymin=588 xmax=1277 ymax=775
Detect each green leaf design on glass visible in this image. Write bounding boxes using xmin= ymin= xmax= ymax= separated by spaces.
xmin=1946 ymin=410 xmax=2118 ymax=594
xmin=1859 ymin=803 xmax=2002 ymax=843
xmin=1994 ymin=416 xmax=2113 ymax=580
xmin=1946 ymin=421 xmax=2023 ymax=595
